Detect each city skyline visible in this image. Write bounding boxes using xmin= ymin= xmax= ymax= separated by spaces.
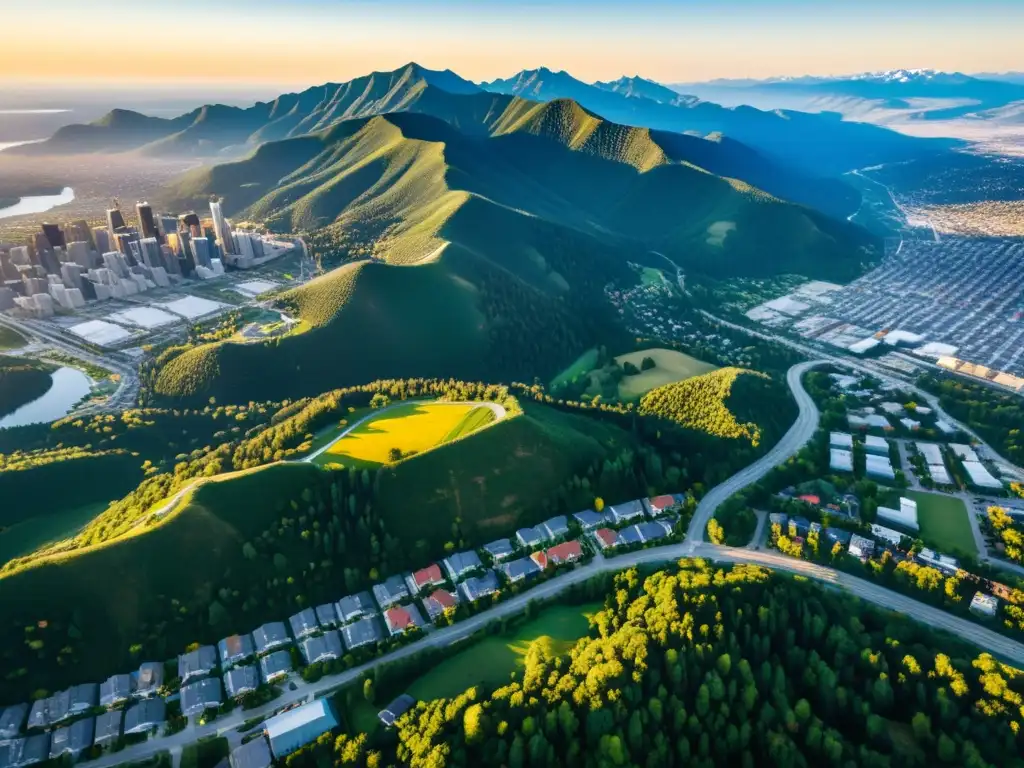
xmin=4 ymin=0 xmax=1023 ymax=88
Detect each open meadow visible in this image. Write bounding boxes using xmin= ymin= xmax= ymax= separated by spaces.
xmin=615 ymin=348 xmax=719 ymax=400
xmin=904 ymin=490 xmax=978 ymax=558
xmin=313 ymin=402 xmax=496 ymax=468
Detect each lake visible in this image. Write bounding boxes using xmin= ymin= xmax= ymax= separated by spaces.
xmin=0 ymin=186 xmax=75 ymax=219
xmin=0 ymin=367 xmax=93 ymax=429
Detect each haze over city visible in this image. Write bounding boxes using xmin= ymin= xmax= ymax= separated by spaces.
xmin=4 ymin=0 xmax=1024 ymax=87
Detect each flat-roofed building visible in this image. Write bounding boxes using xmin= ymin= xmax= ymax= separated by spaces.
xmin=963 ymin=460 xmax=1003 ymax=489
xmin=950 ymin=443 xmax=979 ymax=462
xmin=265 ymin=699 xmax=338 ymax=758
xmin=829 ymin=432 xmax=854 ymax=449
xmin=848 ymin=534 xmax=875 ymax=559
xmin=830 ymin=448 xmax=853 ymax=472
xmin=877 ymin=497 xmax=918 ymax=530
xmin=970 ymin=592 xmax=999 ymax=617
xmin=865 ymin=454 xmax=896 ymax=480
xmin=870 ymin=524 xmax=907 ymax=547
xmin=916 ymin=442 xmax=945 ymax=464
xmin=918 ymin=548 xmax=959 ymax=575
xmin=863 ymin=435 xmax=890 ymax=455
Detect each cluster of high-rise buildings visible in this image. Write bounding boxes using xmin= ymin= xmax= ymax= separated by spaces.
xmin=0 ymin=200 xmax=287 ymax=318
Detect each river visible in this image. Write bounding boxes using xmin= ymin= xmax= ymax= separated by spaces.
xmin=0 ymin=186 xmax=75 ymax=220
xmin=0 ymin=367 xmax=93 ymax=429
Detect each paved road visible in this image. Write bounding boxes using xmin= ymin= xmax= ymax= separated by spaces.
xmin=687 ymin=360 xmax=823 ymax=542
xmin=302 ymin=400 xmax=507 ymax=463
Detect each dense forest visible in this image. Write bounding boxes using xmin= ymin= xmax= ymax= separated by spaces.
xmin=918 ymin=374 xmax=1024 ymax=465
xmin=287 ymin=561 xmax=1024 ymax=768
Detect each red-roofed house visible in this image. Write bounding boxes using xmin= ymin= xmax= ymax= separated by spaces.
xmin=406 ymin=564 xmax=445 ymax=595
xmin=798 ymin=494 xmax=821 ymax=506
xmin=547 ymin=540 xmax=583 ymax=565
xmin=529 ymin=551 xmax=549 ymax=569
xmin=594 ymin=528 xmax=619 ymax=550
xmin=421 ymin=589 xmax=459 ymax=621
xmin=384 ymin=604 xmax=425 ymax=636
xmin=646 ymin=495 xmax=677 ymax=515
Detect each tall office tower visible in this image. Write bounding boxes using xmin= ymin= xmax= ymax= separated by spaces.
xmin=139 ymin=237 xmax=162 ymax=270
xmin=8 ymin=245 xmax=30 ymax=266
xmin=136 ymin=202 xmax=159 ymax=241
xmin=190 ymin=236 xmax=212 ymax=268
xmin=102 ymin=251 xmax=129 ymax=278
xmin=66 ymin=241 xmax=92 ymax=270
xmin=60 ymin=262 xmax=85 ymax=290
xmin=179 ymin=212 xmax=202 ymax=237
xmin=38 ymin=249 xmax=61 ymax=276
xmin=107 ymin=206 xmax=127 ymax=234
xmin=159 ymin=244 xmax=180 ymax=276
xmin=0 ymin=287 xmax=14 ymax=311
xmin=0 ymin=252 xmax=18 ymax=281
xmin=92 ymin=227 xmax=111 ymax=255
xmin=66 ymin=220 xmax=94 ymax=250
xmin=114 ymin=231 xmax=140 ymax=263
xmin=157 ymin=215 xmax=177 ymax=241
xmin=209 ymin=200 xmax=237 ymax=256
xmin=41 ymin=223 xmax=65 ymax=250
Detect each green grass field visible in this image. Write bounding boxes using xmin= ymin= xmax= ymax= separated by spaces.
xmin=312 ymin=402 xmax=496 ymax=468
xmin=904 ymin=490 xmax=978 ymax=558
xmin=640 ymin=267 xmax=667 ymax=287
xmin=0 ymin=502 xmax=106 ymax=566
xmin=0 ymin=326 xmax=26 ymax=350
xmin=614 ymin=348 xmax=719 ymax=400
xmin=180 ymin=737 xmax=228 ymax=768
xmin=549 ymin=348 xmax=599 ymax=389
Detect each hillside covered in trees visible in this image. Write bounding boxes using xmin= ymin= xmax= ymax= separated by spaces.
xmin=0 ymin=356 xmax=54 ymax=418
xmin=294 ymin=560 xmax=1024 ymax=768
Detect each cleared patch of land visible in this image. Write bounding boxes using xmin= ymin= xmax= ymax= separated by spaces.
xmin=615 ymin=348 xmax=719 ymax=400
xmin=314 ymin=402 xmax=493 ymax=468
xmin=549 ymin=348 xmax=599 ymax=389
xmin=904 ymin=490 xmax=978 ymax=558
xmin=640 ymin=267 xmax=667 ymax=287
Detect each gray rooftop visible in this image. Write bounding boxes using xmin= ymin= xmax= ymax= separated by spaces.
xmin=315 ymin=604 xmax=339 ymax=627
xmin=459 ymin=569 xmax=500 ymax=601
xmin=503 ymin=557 xmax=542 ymax=582
xmin=258 ymin=650 xmax=292 ymax=684
xmin=335 ymin=592 xmax=376 ymax=623
xmin=100 ymin=674 xmax=134 ymax=707
xmin=372 ymin=574 xmax=410 ymax=609
xmin=93 ymin=710 xmax=123 ymax=746
xmin=482 ymin=538 xmax=514 ymax=560
xmin=378 ymin=694 xmax=416 ymax=727
xmin=49 ymin=717 xmax=93 ymax=758
xmin=301 ymin=630 xmax=344 ymax=664
xmin=0 ymin=703 xmax=28 ymax=738
xmin=136 ymin=661 xmax=164 ymax=695
xmin=224 ymin=665 xmax=260 ymax=698
xmin=617 ymin=526 xmax=644 ymax=546
xmin=1 ymin=734 xmax=49 ymax=767
xmin=68 ymin=683 xmax=97 ymax=712
xmin=180 ymin=678 xmax=222 ymax=717
xmin=218 ymin=634 xmax=256 ymax=667
xmin=252 ymin=622 xmax=291 ymax=654
xmin=442 ymin=550 xmax=482 ymax=581
xmin=340 ymin=615 xmax=385 ymax=651
xmin=636 ymin=521 xmax=671 ymax=543
xmin=230 ymin=736 xmax=273 ymax=768
xmin=515 ymin=526 xmax=546 ymax=548
xmin=124 ymin=698 xmax=166 ymax=735
xmin=288 ymin=608 xmax=319 ymax=640
xmin=541 ymin=515 xmax=570 ymax=539
xmin=572 ymin=509 xmax=606 ymax=530
xmin=607 ymin=500 xmax=646 ymax=523
xmin=179 ymin=645 xmax=218 ymax=682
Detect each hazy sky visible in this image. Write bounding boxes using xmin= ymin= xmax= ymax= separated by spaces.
xmin=5 ymin=0 xmax=1022 ymax=87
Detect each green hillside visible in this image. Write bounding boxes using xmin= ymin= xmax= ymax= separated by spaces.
xmin=0 ymin=356 xmax=54 ymax=418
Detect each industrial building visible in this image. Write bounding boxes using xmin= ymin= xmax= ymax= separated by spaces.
xmin=830 ymin=448 xmax=853 ymax=473
xmin=917 ymin=548 xmax=959 ymax=575
xmin=962 ymin=461 xmax=1003 ymax=489
xmin=264 ymin=699 xmax=338 ymax=758
xmin=970 ymin=592 xmax=999 ymax=617
xmin=877 ymin=497 xmax=919 ymax=531
xmin=829 ymin=432 xmax=854 ymax=449
xmin=864 ymin=454 xmax=896 ymax=480
xmin=863 ymin=435 xmax=890 ymax=455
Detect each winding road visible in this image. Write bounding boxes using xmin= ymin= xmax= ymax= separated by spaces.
xmin=73 ymin=359 xmax=1024 ymax=768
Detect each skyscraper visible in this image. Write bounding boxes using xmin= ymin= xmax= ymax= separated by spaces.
xmin=93 ymin=227 xmax=112 ymax=255
xmin=179 ymin=212 xmax=202 ymax=237
xmin=209 ymin=200 xmax=237 ymax=256
xmin=107 ymin=206 xmax=127 ymax=234
xmin=190 ymin=237 xmax=212 ymax=268
xmin=139 ymin=237 xmax=162 ymax=270
xmin=41 ymin=223 xmax=65 ymax=250
xmin=136 ymin=202 xmax=159 ymax=241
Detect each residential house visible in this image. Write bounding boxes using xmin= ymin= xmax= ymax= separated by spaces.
xmin=515 ymin=526 xmax=546 ymax=549
xmin=459 ymin=570 xmax=500 ymax=602
xmin=178 ymin=645 xmax=218 ymax=684
xmin=99 ymin=674 xmax=134 ymax=708
xmin=135 ymin=662 xmax=164 ymax=699
xmin=405 ymin=564 xmax=445 ymax=595
xmin=335 ymin=592 xmax=376 ymax=624
xmin=0 ymin=704 xmax=28 ymax=739
xmin=482 ymin=538 xmax=514 ymax=562
xmin=372 ymin=574 xmax=411 ymax=610
xmin=572 ymin=510 xmax=606 ymax=531
xmin=502 ymin=557 xmax=542 ymax=583
xmin=315 ymin=604 xmax=339 ymax=629
xmin=224 ymin=665 xmax=259 ymax=699
xmin=970 ymin=592 xmax=998 ymax=617
xmin=288 ymin=608 xmax=319 ymax=641
xmin=49 ymin=717 xmax=94 ymax=758
xmin=593 ymin=528 xmax=619 ymax=550
xmin=636 ymin=521 xmax=673 ymax=543
xmin=848 ymin=534 xmax=876 ymax=560
xmin=180 ymin=678 xmax=221 ymax=718
xmin=421 ymin=588 xmax=459 ymax=621
xmin=123 ymin=699 xmax=165 ymax=735
xmin=540 ymin=515 xmax=570 ymax=540
xmin=645 ymin=495 xmax=678 ymax=516
xmin=252 ymin=622 xmax=291 ymax=655
xmin=768 ymin=512 xmax=788 ymax=528
xmin=546 ymin=540 xmax=583 ymax=565
xmin=230 ymin=736 xmax=273 ymax=768
xmin=93 ymin=710 xmax=122 ymax=748
xmin=442 ymin=551 xmax=482 ymax=582
xmin=824 ymin=528 xmax=852 ymax=547
xmin=301 ymin=631 xmax=344 ymax=665
xmin=258 ymin=651 xmax=292 ymax=685
xmin=67 ymin=684 xmax=97 ymax=716
xmin=218 ymin=634 xmax=255 ymax=669
xmin=617 ymin=526 xmax=645 ymax=547
xmin=1 ymin=734 xmax=49 ymax=767
xmin=529 ymin=549 xmax=549 ymax=570
xmin=265 ymin=699 xmax=338 ymax=759
xmin=378 ymin=695 xmax=416 ymax=727
xmin=871 ymin=524 xmax=907 ymax=548
xmin=340 ymin=616 xmax=385 ymax=652
xmin=788 ymin=517 xmax=811 ymax=538
xmin=383 ymin=605 xmax=426 ymax=636
xmin=606 ymin=500 xmax=646 ymax=525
